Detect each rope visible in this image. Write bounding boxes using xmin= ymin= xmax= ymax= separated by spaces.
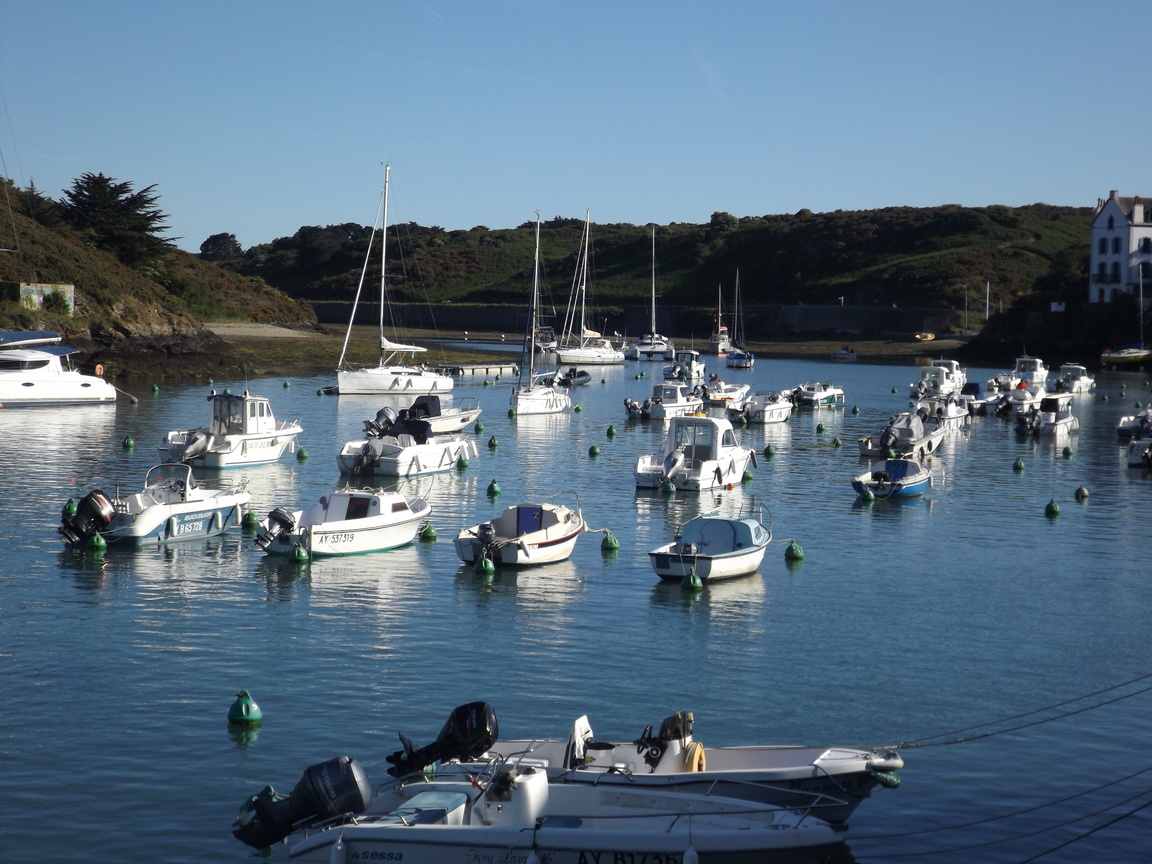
xmin=885 ymin=672 xmax=1152 ymax=750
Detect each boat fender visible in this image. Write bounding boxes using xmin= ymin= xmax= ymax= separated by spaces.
xmin=683 ymin=741 xmax=706 ymax=773
xmin=868 ymin=768 xmax=902 ymax=789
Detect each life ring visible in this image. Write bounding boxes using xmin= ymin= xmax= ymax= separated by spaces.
xmin=94 ymin=364 xmax=104 ymax=376
xmin=683 ymin=741 xmax=706 ymax=773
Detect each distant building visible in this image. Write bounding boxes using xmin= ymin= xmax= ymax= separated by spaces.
xmin=1089 ymin=190 xmax=1152 ymax=303
xmin=0 ymin=281 xmax=75 ymax=315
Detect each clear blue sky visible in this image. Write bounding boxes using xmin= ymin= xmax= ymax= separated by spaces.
xmin=3 ymin=1 xmax=1149 ymax=254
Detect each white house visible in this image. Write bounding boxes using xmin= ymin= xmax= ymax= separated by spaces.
xmin=1089 ymin=190 xmax=1152 ymax=303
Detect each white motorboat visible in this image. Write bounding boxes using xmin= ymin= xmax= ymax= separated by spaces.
xmin=851 ymin=458 xmax=932 ymax=498
xmin=158 ymin=390 xmax=302 ymax=468
xmin=791 ymin=381 xmax=845 ymax=408
xmin=999 ymin=383 xmax=1047 ymax=418
xmin=915 ymin=393 xmax=971 ymax=432
xmin=255 ymin=486 xmax=430 ymax=557
xmin=358 ymin=395 xmax=481 ymax=435
xmin=336 ymin=411 xmax=478 ymax=476
xmin=624 ymin=382 xmax=704 ymax=420
xmin=1016 ymin=393 xmax=1079 ymax=436
xmin=491 ymin=710 xmax=903 ymax=828
xmin=727 ymin=389 xmax=793 ymax=424
xmin=511 ymin=216 xmax=572 ymax=416
xmin=58 ymin=463 xmax=250 ymax=545
xmin=987 ymin=354 xmax=1048 ymax=394
xmin=635 ymin=414 xmax=756 ymax=491
xmin=624 ymin=228 xmax=675 ymax=361
xmin=858 ymin=412 xmax=947 ymax=459
xmin=0 ymin=330 xmax=116 ymax=406
xmin=830 ymin=346 xmax=857 ymax=362
xmin=233 ymin=704 xmax=846 ymax=861
xmin=334 ymin=166 xmax=454 ymax=395
xmin=454 ymin=495 xmax=585 ymax=567
xmin=554 ymin=211 xmax=625 ymax=366
xmin=1126 ymin=436 xmax=1152 ymax=469
xmin=648 ymin=503 xmax=772 ymax=582
xmin=700 ymin=374 xmax=749 ymax=407
xmin=662 ymin=348 xmax=706 ymax=382
xmin=1117 ymin=407 xmax=1152 ymax=439
xmin=1052 ymin=363 xmax=1096 ymax=394
xmin=910 ymin=359 xmax=967 ymax=398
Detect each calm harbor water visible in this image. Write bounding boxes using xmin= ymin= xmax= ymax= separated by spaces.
xmin=2 ymin=353 xmax=1150 ymax=863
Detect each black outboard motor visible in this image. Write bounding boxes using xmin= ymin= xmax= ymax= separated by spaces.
xmin=385 ymin=701 xmax=498 ymax=777
xmin=634 ymin=710 xmax=695 ymax=770
xmin=232 ymin=755 xmax=371 ymax=849
xmin=59 ymin=490 xmax=116 ymax=544
xmin=255 ymin=507 xmax=296 ymax=550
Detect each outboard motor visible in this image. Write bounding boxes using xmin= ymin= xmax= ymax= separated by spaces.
xmin=878 ymin=425 xmax=898 ymax=451
xmin=366 ymin=406 xmax=398 ymax=437
xmin=232 ymin=755 xmax=371 ymax=849
xmin=59 ymin=490 xmax=116 ymax=544
xmin=255 ymin=507 xmax=296 ymax=550
xmin=477 ymin=522 xmax=497 ymax=546
xmin=385 ymin=701 xmax=498 ymax=777
xmin=634 ymin=711 xmax=695 ymax=770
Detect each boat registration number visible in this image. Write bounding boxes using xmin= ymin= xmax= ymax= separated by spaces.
xmin=326 ymin=533 xmax=356 ymax=544
xmin=351 ymin=852 xmax=403 ymax=861
xmin=174 ymin=520 xmax=206 ymax=536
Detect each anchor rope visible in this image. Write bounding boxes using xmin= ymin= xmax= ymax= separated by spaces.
xmin=851 ymin=784 xmax=1152 ymax=859
xmin=851 ymin=764 xmax=1152 ymax=840
xmin=885 ymin=672 xmax=1152 ymax=750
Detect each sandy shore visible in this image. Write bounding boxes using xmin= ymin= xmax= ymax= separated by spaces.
xmin=205 ymin=323 xmax=323 ymax=339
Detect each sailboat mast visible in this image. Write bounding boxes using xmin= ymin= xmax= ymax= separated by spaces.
xmin=336 ymin=166 xmax=387 ymax=370
xmin=650 ymin=227 xmax=657 ymax=333
xmin=523 ymin=213 xmax=542 ymax=380
xmin=377 ymin=164 xmax=391 ymax=365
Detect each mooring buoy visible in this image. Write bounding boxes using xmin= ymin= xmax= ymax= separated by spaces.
xmin=228 ymin=690 xmax=262 ymax=726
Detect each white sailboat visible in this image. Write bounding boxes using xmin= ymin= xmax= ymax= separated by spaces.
xmin=511 ymin=215 xmax=571 ymax=416
xmin=623 ymin=227 xmax=674 ymax=360
xmin=335 ymin=166 xmax=454 ymax=395
xmin=725 ymin=270 xmax=754 ymax=369
xmin=708 ymin=285 xmax=731 ymax=355
xmin=555 ymin=211 xmax=624 ymax=365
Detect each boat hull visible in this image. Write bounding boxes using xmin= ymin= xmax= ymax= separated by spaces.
xmin=103 ymin=499 xmax=249 ymax=543
xmin=260 ymin=496 xmax=430 ymax=557
xmin=649 ymin=544 xmax=767 ymax=581
xmin=454 ymin=501 xmax=585 ymax=566
xmin=635 ymin=450 xmax=754 ymax=491
xmin=510 ymin=386 xmax=571 ymax=415
xmin=337 ymin=365 xmax=454 ymax=395
xmin=337 ymin=437 xmax=478 ymax=476
xmin=159 ymin=429 xmax=300 ymax=468
xmin=851 ymin=459 xmax=931 ymax=498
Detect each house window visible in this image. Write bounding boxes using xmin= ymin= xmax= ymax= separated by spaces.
xmin=1112 ymin=261 xmax=1122 ymax=282
xmin=1109 ymin=216 xmax=1115 ymax=230
xmin=1113 ymin=237 xmax=1122 ymax=254
xmin=1098 ymin=262 xmax=1108 ymax=279
xmin=1143 ymin=262 xmax=1151 ymax=279
xmin=1142 ymin=237 xmax=1152 ymax=254
xmin=1099 ymin=238 xmax=1108 ymax=255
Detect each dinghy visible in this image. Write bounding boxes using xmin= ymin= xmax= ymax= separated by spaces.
xmin=648 ymin=503 xmax=772 ymax=582
xmin=851 ymin=458 xmax=932 ymax=498
xmin=453 ymin=496 xmax=586 ymax=567
xmin=58 ymin=463 xmax=249 ymax=545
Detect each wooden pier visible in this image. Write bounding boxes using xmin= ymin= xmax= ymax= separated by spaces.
xmin=439 ymin=363 xmax=519 ymax=377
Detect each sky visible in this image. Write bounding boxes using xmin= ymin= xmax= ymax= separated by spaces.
xmin=2 ymin=0 xmax=1150 ymax=254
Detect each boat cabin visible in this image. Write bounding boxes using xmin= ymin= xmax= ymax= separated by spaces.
xmin=207 ymin=391 xmax=280 ymax=437
xmin=322 ymin=491 xmax=413 ymax=522
xmin=667 ymin=416 xmax=738 ymax=464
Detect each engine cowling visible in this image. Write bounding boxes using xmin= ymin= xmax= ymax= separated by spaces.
xmin=59 ymin=490 xmax=115 ymax=544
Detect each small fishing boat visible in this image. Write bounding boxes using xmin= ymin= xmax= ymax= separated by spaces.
xmin=851 ymin=458 xmax=932 ymax=498
xmin=727 ymin=389 xmax=793 ymax=424
xmin=1016 ymin=393 xmax=1079 ymax=436
xmin=232 ymin=704 xmax=846 ymax=862
xmin=1126 ymin=436 xmax=1152 ymax=469
xmin=830 ymin=346 xmax=857 ymax=362
xmin=700 ymin=374 xmax=750 ymax=407
xmin=624 ymin=382 xmax=704 ymax=420
xmin=255 ymin=486 xmax=430 ymax=557
xmin=0 ymin=330 xmax=117 ymax=406
xmin=635 ymin=415 xmax=756 ymax=492
xmin=662 ymin=348 xmax=706 ymax=382
xmin=1051 ymin=363 xmax=1096 ymax=394
xmin=336 ymin=411 xmax=478 ymax=476
xmin=158 ymin=390 xmax=303 ymax=468
xmin=915 ymin=394 xmax=971 ymax=432
xmin=910 ymin=359 xmax=967 ymax=398
xmin=1101 ymin=344 xmax=1151 ymax=367
xmin=359 ymin=395 xmax=481 ymax=435
xmin=791 ymin=381 xmax=845 ymax=408
xmin=1117 ymin=407 xmax=1152 ymax=439
xmin=858 ymin=412 xmax=946 ymax=459
xmin=548 ymin=366 xmax=592 ymax=387
xmin=648 ymin=503 xmax=772 ymax=582
xmin=58 ymin=463 xmax=250 ymax=545
xmin=491 ymin=709 xmax=904 ymax=828
xmin=987 ymin=355 xmax=1048 ymax=394
xmin=453 ymin=496 xmax=585 ymax=567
